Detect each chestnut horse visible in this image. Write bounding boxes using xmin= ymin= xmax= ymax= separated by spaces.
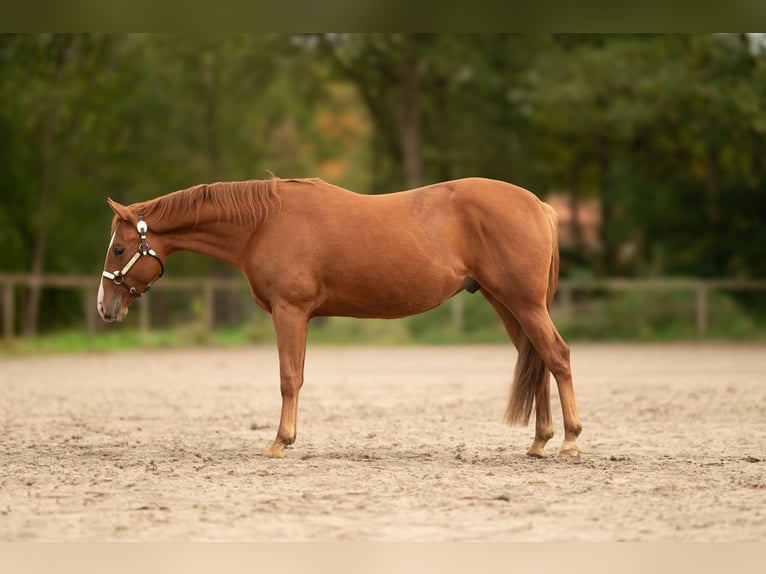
xmin=98 ymin=177 xmax=582 ymax=458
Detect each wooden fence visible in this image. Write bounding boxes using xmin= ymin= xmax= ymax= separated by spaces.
xmin=2 ymin=273 xmax=766 ymax=339
xmin=0 ymin=273 xmax=246 ymax=338
xmin=555 ymin=277 xmax=766 ymax=337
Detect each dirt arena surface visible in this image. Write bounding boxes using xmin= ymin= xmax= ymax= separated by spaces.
xmin=1 ymin=343 xmax=764 ymax=541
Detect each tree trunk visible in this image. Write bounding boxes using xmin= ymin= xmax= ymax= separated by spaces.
xmin=201 ymin=44 xmax=241 ymax=327
xmin=201 ymin=46 xmax=222 ymax=182
xmin=22 ymin=35 xmax=70 ymax=337
xmin=596 ymin=133 xmax=615 ymax=274
xmin=567 ymin=153 xmax=586 ymax=259
xmin=397 ymin=34 xmax=423 ymax=189
xmin=22 ymin=93 xmax=58 ymax=336
xmin=318 ymin=34 xmax=423 ymax=192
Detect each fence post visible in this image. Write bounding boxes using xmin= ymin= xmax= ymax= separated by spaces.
xmin=558 ymin=282 xmax=573 ymax=317
xmin=83 ymin=287 xmax=97 ymax=334
xmin=203 ymin=283 xmax=215 ymax=331
xmin=451 ymin=293 xmax=464 ymax=333
xmin=138 ymin=295 xmax=150 ymax=335
xmin=2 ymin=283 xmax=14 ymax=338
xmin=695 ymin=284 xmax=708 ymax=338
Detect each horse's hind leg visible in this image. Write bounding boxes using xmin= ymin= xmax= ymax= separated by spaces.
xmin=264 ymin=304 xmax=309 ymax=458
xmin=482 ymin=289 xmax=554 ymax=458
xmin=511 ymin=304 xmax=582 ymax=457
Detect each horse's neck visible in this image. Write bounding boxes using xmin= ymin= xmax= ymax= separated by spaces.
xmin=162 ymin=222 xmax=252 ymax=268
xmin=147 ymin=181 xmax=286 ymax=267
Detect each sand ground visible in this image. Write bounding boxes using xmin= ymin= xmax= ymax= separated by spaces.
xmin=1 ymin=343 xmax=764 ymax=541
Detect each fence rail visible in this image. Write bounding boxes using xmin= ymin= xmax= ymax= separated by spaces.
xmin=0 ymin=273 xmax=246 ymax=338
xmin=2 ymin=273 xmax=766 ymax=339
xmin=555 ymin=278 xmax=766 ymax=337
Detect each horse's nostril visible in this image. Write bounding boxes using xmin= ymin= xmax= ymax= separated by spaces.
xmin=110 ymin=299 xmax=122 ymax=321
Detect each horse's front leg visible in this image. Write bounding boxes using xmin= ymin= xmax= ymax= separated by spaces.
xmin=264 ymin=304 xmax=309 ymax=458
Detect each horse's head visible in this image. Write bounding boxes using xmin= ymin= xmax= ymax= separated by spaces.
xmin=97 ymin=199 xmax=165 ymax=322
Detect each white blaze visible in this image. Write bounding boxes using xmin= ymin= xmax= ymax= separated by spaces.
xmin=97 ymin=232 xmax=116 ymax=318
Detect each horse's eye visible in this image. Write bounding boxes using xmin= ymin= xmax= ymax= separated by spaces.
xmin=113 ymin=246 xmax=126 ymax=257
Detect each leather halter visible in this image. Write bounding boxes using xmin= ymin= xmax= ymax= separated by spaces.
xmin=102 ymin=214 xmax=164 ymax=298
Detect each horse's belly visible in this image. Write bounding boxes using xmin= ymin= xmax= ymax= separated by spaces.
xmin=315 ymin=263 xmax=466 ymax=319
xmin=317 ymin=291 xmax=454 ymax=319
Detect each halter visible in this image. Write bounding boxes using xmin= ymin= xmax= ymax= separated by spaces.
xmin=102 ymin=213 xmax=164 ymax=298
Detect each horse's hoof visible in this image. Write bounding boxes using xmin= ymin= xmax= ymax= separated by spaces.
xmin=526 ymin=449 xmax=548 ymax=459
xmin=263 ymin=446 xmax=285 ymax=458
xmin=559 ymin=448 xmax=580 ymax=458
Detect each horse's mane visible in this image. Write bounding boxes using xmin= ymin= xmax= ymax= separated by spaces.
xmin=137 ymin=178 xmax=319 ymax=229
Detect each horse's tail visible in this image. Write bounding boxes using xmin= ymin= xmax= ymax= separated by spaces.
xmin=504 ymin=201 xmax=559 ymax=426
xmin=542 ymin=201 xmax=560 ymax=309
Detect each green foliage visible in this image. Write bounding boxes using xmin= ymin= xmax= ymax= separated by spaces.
xmin=2 ymin=34 xmax=766 ymax=337
xmin=406 ymin=293 xmax=506 ymax=343
xmin=556 ymin=288 xmax=766 ymax=341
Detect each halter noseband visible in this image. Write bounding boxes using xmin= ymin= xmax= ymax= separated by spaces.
xmin=102 ymin=213 xmax=164 ymax=298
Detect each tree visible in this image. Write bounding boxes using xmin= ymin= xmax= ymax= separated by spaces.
xmin=0 ymin=34 xmax=343 ymax=332
xmin=317 ymin=34 xmax=546 ymax=192
xmin=0 ymin=34 xmax=128 ymax=334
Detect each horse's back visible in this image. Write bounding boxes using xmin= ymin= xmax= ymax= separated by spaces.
xmin=277 ymin=177 xmax=551 ymax=252
xmin=248 ymin=177 xmax=554 ymax=318
xmin=410 ymin=178 xmax=554 ymax=256
xmin=282 ymin=176 xmax=542 ymax=216
xmin=442 ymin=177 xmax=548 ymax=220
xmin=293 ymin=176 xmax=554 ymax=264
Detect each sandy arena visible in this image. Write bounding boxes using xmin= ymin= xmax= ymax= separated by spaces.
xmin=1 ymin=343 xmax=764 ymax=541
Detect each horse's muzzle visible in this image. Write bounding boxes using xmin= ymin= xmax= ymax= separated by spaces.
xmin=98 ymin=296 xmax=127 ymax=323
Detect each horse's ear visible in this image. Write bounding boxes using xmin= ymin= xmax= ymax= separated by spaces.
xmin=107 ymin=198 xmax=137 ymax=224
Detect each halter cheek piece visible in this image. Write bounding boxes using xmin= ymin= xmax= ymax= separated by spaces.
xmin=102 ymin=214 xmax=164 ymax=298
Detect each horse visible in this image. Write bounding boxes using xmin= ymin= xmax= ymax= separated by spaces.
xmin=97 ymin=177 xmax=582 ymax=459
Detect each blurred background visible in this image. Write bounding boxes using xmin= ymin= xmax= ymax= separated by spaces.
xmin=1 ymin=33 xmax=765 ymax=352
